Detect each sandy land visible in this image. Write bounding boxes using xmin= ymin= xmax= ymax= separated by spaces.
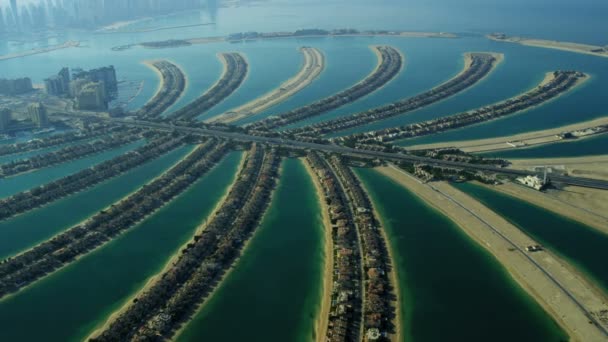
xmin=484 ymin=181 xmax=608 ymax=235
xmin=408 ymin=116 xmax=608 ymax=152
xmin=356 ymin=175 xmax=403 ymax=342
xmin=208 ymin=47 xmax=325 ymax=124
xmin=488 ymin=35 xmax=608 ymax=59
xmin=0 ymin=41 xmax=80 ymax=61
xmin=508 ymin=155 xmax=608 ymax=182
xmin=86 ymin=148 xmax=245 ymax=340
xmin=302 ymin=159 xmax=334 ymax=342
xmin=377 ymin=165 xmax=608 ymax=341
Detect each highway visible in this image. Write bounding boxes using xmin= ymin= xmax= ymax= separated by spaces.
xmin=57 ymin=114 xmax=608 ymax=190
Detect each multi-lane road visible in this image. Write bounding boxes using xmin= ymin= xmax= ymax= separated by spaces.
xmin=59 ymin=114 xmax=608 ymax=190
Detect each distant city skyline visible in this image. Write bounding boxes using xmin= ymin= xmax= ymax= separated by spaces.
xmin=0 ymin=0 xmax=219 ymax=32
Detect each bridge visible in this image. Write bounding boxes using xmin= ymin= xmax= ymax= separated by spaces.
xmin=55 ymin=113 xmax=608 ymax=190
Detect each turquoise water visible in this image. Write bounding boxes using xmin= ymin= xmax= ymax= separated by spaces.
xmin=0 ymin=151 xmax=243 ymax=342
xmin=479 ymin=134 xmax=608 ymax=159
xmin=0 ymin=140 xmax=145 ymax=198
xmin=455 ymin=182 xmax=608 ymax=293
xmin=177 ymin=158 xmax=325 ymax=341
xmin=0 ymin=145 xmax=193 ymax=260
xmin=356 ymin=168 xmax=567 ymax=341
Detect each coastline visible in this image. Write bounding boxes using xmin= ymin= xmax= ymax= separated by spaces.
xmin=483 ymin=181 xmax=608 ymax=235
xmin=376 ymin=165 xmax=608 ymax=341
xmin=407 ymin=116 xmax=608 ymax=153
xmin=86 ymin=150 xmax=247 ymax=340
xmin=302 ymin=158 xmax=333 ymax=342
xmin=209 ymin=47 xmax=325 ymax=124
xmin=355 ymin=171 xmax=403 ymax=342
xmin=488 ymin=34 xmax=608 ymax=59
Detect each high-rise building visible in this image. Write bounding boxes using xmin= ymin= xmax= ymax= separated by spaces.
xmin=75 ymin=82 xmax=108 ymax=111
xmin=28 ymin=103 xmax=49 ymax=128
xmin=0 ymin=108 xmax=12 ymax=133
xmin=73 ymin=65 xmax=118 ymax=97
xmin=45 ymin=67 xmax=71 ymax=96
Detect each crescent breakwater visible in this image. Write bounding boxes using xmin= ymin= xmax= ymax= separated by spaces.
xmin=0 ymin=139 xmax=229 ymax=300
xmin=488 ymin=33 xmax=608 ymax=58
xmin=110 ymin=29 xmax=457 ymax=52
xmin=287 ymin=52 xmax=502 ymax=137
xmin=136 ymin=60 xmax=187 ymax=120
xmin=353 ymin=71 xmax=588 ymax=144
xmin=164 ymin=53 xmax=248 ymax=122
xmin=208 ymin=47 xmax=325 ymax=124
xmin=246 ymin=45 xmax=404 ymax=131
xmin=92 ymin=144 xmax=281 ymax=341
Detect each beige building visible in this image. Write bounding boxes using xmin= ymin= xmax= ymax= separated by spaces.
xmin=28 ymin=103 xmax=49 ymax=128
xmin=75 ymin=82 xmax=108 ymax=111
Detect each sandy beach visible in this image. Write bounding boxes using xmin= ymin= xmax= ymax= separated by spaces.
xmin=208 ymin=47 xmax=325 ymax=124
xmin=302 ymin=159 xmax=334 ymax=342
xmin=408 ymin=116 xmax=608 ymax=153
xmin=86 ymin=148 xmax=245 ymax=340
xmin=484 ymin=181 xmax=608 ymax=235
xmin=377 ymin=165 xmax=608 ymax=341
xmin=488 ymin=34 xmax=608 ymax=59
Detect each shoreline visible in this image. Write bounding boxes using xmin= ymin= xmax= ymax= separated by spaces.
xmin=302 ymin=159 xmax=333 ymax=342
xmin=488 ymin=34 xmax=608 ymax=59
xmin=208 ymin=47 xmax=325 ymax=124
xmin=356 ymin=172 xmax=403 ymax=342
xmin=407 ymin=116 xmax=608 ymax=152
xmin=483 ymin=181 xmax=608 ymax=236
xmin=86 ymin=149 xmax=247 ymax=340
xmin=376 ymin=165 xmax=608 ymax=341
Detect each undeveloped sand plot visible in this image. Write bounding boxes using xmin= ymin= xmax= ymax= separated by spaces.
xmin=376 ymin=165 xmax=608 ymax=341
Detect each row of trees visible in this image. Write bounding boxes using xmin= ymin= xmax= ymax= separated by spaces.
xmin=95 ymin=145 xmax=281 ymax=341
xmin=0 ymin=123 xmax=123 ymax=157
xmin=356 ymin=71 xmax=585 ymax=143
xmin=0 ymin=139 xmax=229 ymax=299
xmin=292 ymin=53 xmax=497 ymax=136
xmin=166 ymin=53 xmax=248 ymax=122
xmin=329 ymin=156 xmax=396 ymax=340
xmin=0 ymin=133 xmax=185 ymax=221
xmin=247 ymin=45 xmax=403 ymax=131
xmin=137 ymin=60 xmax=187 ymax=120
xmin=307 ymin=152 xmax=363 ymax=342
xmin=0 ymin=128 xmax=143 ymax=178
